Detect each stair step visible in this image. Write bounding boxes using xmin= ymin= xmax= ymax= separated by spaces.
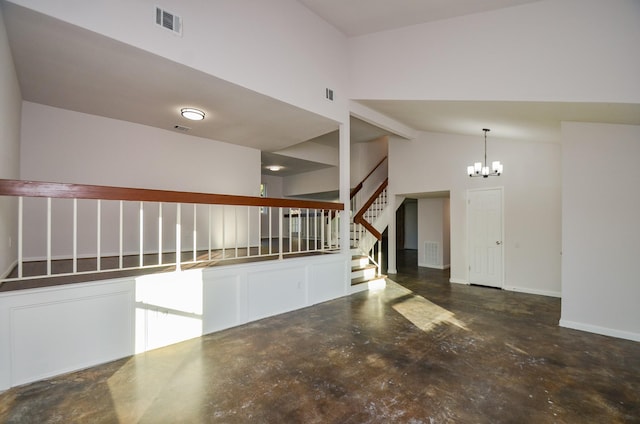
xmin=351 ymin=263 xmax=377 ymax=273
xmin=350 ymin=254 xmax=369 ymax=267
xmin=351 ymin=274 xmax=387 ymax=286
xmin=351 ymin=265 xmax=377 ymax=280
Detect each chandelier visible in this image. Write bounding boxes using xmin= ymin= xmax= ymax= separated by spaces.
xmin=467 ymin=128 xmax=503 ymax=178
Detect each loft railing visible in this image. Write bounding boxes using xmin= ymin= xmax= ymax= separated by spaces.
xmin=0 ymin=179 xmax=343 ymax=284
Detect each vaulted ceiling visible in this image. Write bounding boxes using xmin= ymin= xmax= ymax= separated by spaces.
xmin=3 ymin=1 xmax=639 ymax=177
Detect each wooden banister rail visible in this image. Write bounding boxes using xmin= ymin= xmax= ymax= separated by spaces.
xmin=350 ymin=156 xmax=387 ymax=200
xmin=353 ymin=178 xmax=388 ymax=240
xmin=0 ymin=179 xmax=344 ymax=211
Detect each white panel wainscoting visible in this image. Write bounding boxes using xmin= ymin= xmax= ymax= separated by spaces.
xmin=308 ymin=260 xmax=348 ymax=304
xmin=247 ymin=266 xmax=307 ymax=322
xmin=0 ymin=253 xmax=350 ymax=391
xmin=0 ymin=279 xmax=135 ymax=390
xmin=202 ymin=272 xmax=244 ymax=335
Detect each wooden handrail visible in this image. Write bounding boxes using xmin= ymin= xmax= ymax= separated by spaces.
xmin=350 ymin=156 xmax=387 ymax=200
xmin=0 ymin=179 xmax=343 ymax=211
xmin=353 ymin=178 xmax=388 ymax=240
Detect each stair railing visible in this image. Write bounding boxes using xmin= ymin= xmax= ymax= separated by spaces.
xmin=352 ymin=178 xmax=388 ymax=276
xmin=350 ymin=156 xmax=388 ymax=215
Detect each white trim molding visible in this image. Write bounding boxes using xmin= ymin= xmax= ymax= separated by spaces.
xmin=560 ymin=319 xmax=640 ymax=342
xmin=505 ymin=286 xmax=561 ymax=298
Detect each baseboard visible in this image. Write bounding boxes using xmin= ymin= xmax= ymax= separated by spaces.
xmin=505 ymin=286 xmax=561 ymax=298
xmin=559 ymin=319 xmax=640 ymax=342
xmin=449 ymin=278 xmax=468 ymax=285
xmin=418 ymin=262 xmax=450 ymax=270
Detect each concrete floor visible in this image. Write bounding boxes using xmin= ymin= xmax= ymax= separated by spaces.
xmin=1 ymin=251 xmax=639 ymax=423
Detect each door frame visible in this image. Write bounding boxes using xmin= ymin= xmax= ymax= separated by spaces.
xmin=466 ymin=187 xmax=505 ymax=288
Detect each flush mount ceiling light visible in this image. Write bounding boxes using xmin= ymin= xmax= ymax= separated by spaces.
xmin=180 ymin=108 xmax=205 ymax=121
xmin=467 ymin=128 xmax=503 ymax=178
xmin=267 ymin=165 xmax=283 ymax=172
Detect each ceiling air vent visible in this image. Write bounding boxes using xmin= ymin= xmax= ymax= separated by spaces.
xmin=155 ymin=6 xmax=182 ymax=36
xmin=173 ymin=124 xmax=191 ymax=132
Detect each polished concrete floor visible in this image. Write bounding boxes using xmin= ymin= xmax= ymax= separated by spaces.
xmin=1 ymin=251 xmax=639 ymax=423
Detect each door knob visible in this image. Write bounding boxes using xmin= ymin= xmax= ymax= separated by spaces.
xmin=496 ymin=241 xmax=502 ymax=245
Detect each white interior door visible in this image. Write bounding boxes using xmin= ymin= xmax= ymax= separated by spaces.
xmin=468 ymin=188 xmax=503 ymax=288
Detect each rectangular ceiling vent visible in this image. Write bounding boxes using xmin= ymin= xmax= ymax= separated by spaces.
xmin=173 ymin=124 xmax=191 ymax=132
xmin=155 ymin=6 xmax=182 ymax=36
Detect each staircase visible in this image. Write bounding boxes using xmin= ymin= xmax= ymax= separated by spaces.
xmin=350 ymin=250 xmax=386 ymax=293
xmin=348 ymin=158 xmax=390 ymax=293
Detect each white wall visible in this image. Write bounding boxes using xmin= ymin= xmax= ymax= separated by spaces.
xmin=261 ymin=173 xmax=284 ymax=237
xmin=0 ymin=6 xmax=21 ymax=278
xmin=277 ymin=134 xmax=387 ymax=199
xmin=20 ymin=102 xmax=262 ymax=259
xmin=282 ymin=167 xmax=339 ymax=198
xmin=21 ymin=102 xmax=260 ymax=194
xmin=351 ymin=136 xmax=388 ymax=186
xmin=418 ymin=198 xmax=450 ymax=269
xmin=349 ymin=0 xmax=640 ymax=104
xmin=276 ymin=140 xmax=338 ymax=167
xmin=389 ymin=131 xmax=561 ymax=297
xmin=560 ymin=122 xmax=640 ymax=341
xmin=350 ymin=136 xmax=388 ymax=216
xmin=9 ymin=0 xmax=349 ymax=123
xmin=261 ymin=174 xmax=284 ymax=199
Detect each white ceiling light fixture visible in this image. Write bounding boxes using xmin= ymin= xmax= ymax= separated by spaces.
xmin=267 ymin=165 xmax=283 ymax=172
xmin=467 ymin=128 xmax=503 ymax=178
xmin=180 ymin=107 xmax=205 ymax=121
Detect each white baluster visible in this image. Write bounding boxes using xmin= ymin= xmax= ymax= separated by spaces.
xmin=97 ymin=199 xmax=101 ymax=271
xmin=46 ymin=197 xmax=51 ymax=276
xmin=139 ymin=202 xmax=144 ymax=267
xmin=176 ymin=203 xmax=181 ymax=271
xmin=158 ymin=203 xmax=163 ymax=265
xmin=73 ymin=198 xmax=77 ymax=273
xmin=18 ymin=196 xmax=23 ymax=278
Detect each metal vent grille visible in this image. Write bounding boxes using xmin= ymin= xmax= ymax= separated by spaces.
xmin=173 ymin=124 xmax=191 ymax=132
xmin=325 ymin=88 xmax=334 ymax=101
xmin=155 ymin=6 xmax=182 ymax=36
xmin=424 ymin=241 xmax=440 ymax=267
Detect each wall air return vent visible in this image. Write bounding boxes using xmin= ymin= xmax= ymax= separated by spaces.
xmin=325 ymin=88 xmax=334 ymax=102
xmin=155 ymin=6 xmax=182 ymax=36
xmin=424 ymin=241 xmax=440 ymax=268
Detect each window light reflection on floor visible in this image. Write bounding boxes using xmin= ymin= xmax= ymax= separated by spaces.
xmin=384 ymin=280 xmax=468 ymax=333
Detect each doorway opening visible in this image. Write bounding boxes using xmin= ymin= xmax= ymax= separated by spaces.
xmin=395 ymin=193 xmax=450 ymax=273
